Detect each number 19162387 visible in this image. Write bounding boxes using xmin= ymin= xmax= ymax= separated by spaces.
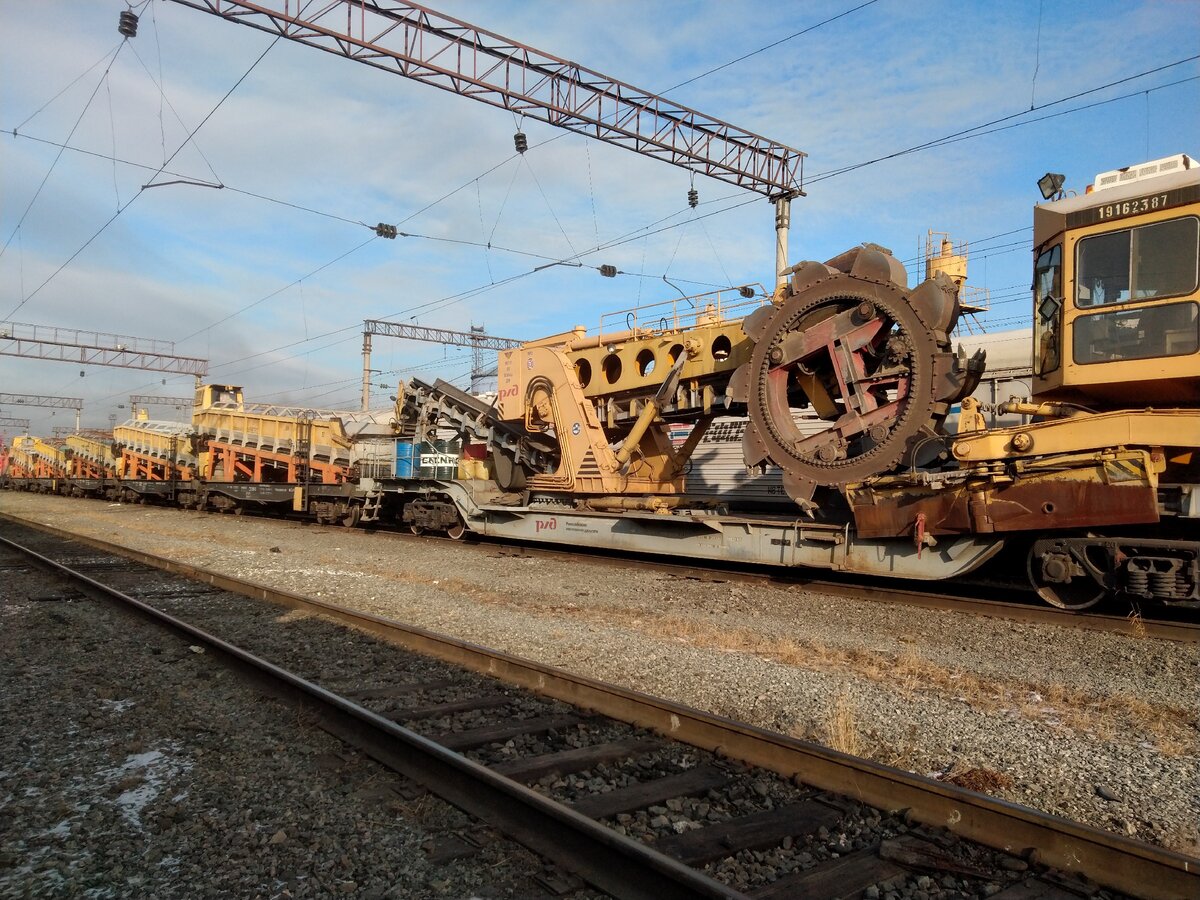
xmin=1097 ymin=194 xmax=1169 ymax=220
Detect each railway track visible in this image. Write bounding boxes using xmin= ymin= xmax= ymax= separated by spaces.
xmin=437 ymin=532 xmax=1200 ymax=644
xmin=3 ymin=499 xmax=1196 ymax=642
xmin=2 ymin=517 xmax=1194 ymax=899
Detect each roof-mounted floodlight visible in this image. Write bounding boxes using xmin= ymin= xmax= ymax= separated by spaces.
xmin=1038 ymin=172 xmax=1066 ymax=200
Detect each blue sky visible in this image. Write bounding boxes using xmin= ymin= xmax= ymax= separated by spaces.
xmin=1 ymin=0 xmax=1198 ymax=435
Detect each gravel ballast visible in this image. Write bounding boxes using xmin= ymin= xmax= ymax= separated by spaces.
xmin=2 ymin=493 xmax=1197 ymax=858
xmin=0 ymin=524 xmax=588 ymax=899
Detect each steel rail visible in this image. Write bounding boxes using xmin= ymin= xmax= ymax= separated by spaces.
xmin=0 ymin=500 xmax=1196 ymax=640
xmin=346 ymin=523 xmax=1200 ymax=643
xmin=0 ymin=530 xmax=743 ymax=900
xmin=2 ymin=513 xmax=1196 ymax=899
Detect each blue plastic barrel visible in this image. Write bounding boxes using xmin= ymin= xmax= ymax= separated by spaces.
xmin=395 ymin=441 xmax=418 ymax=478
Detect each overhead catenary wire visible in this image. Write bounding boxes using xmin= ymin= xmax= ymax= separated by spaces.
xmin=176 ymin=234 xmax=379 ymax=344
xmin=126 ymin=38 xmax=223 ymax=186
xmin=9 ymin=41 xmax=123 ymax=135
xmin=2 ymin=33 xmax=282 ymax=322
xmin=1030 ymin=0 xmax=1044 ymax=109
xmin=807 ymin=56 xmax=1200 ymax=184
xmin=662 ymin=0 xmax=881 ymax=93
xmin=11 ymin=10 xmax=1190 ymax=405
xmin=848 ymin=75 xmax=1200 ymax=190
xmin=200 ymin=189 xmax=761 ymax=377
xmin=148 ymin=0 xmax=168 ymax=165
xmin=3 ymin=131 xmax=365 ymax=227
xmin=521 ymin=154 xmax=578 ymax=257
xmin=104 ymin=71 xmax=120 ymax=210
xmin=16 ymin=43 xmax=1170 ymax=351
xmin=0 ymin=42 xmax=126 ymax=263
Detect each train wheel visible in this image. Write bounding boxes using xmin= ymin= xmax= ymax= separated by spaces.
xmin=408 ymin=524 xmax=425 ymax=536
xmin=1028 ymin=547 xmax=1105 ymax=611
xmin=342 ymin=506 xmax=361 ymax=529
xmin=446 ymin=520 xmax=466 ymax=540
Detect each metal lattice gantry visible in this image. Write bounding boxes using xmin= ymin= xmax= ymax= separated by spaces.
xmin=129 ymin=394 xmax=195 ymax=411
xmin=165 ymin=1 xmax=805 ymax=199
xmin=0 ymin=392 xmax=85 ymax=431
xmin=0 ymin=392 xmax=84 ymax=410
xmin=361 ymin=319 xmax=523 ymax=409
xmin=53 ymin=426 xmax=116 ymax=441
xmin=0 ymin=416 xmax=31 ymax=431
xmin=0 ymin=322 xmax=208 ymax=376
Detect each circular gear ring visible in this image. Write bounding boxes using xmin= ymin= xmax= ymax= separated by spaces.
xmin=745 ymin=275 xmax=945 ymax=498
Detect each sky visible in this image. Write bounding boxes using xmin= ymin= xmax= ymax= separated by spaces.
xmin=1 ymin=0 xmax=1198 ymax=436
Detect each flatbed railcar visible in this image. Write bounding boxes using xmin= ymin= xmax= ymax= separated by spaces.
xmin=4 ymin=154 xmax=1199 ymax=611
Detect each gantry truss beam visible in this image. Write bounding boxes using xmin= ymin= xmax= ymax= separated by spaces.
xmin=360 ymin=319 xmax=522 ymax=409
xmin=0 ymin=416 xmax=31 ymax=430
xmin=364 ymin=319 xmax=522 ymax=351
xmin=166 ymin=0 xmax=805 ymax=197
xmin=0 ymin=322 xmax=208 ymax=376
xmin=0 ymin=392 xmax=83 ymax=431
xmin=0 ymin=393 xmax=83 ymax=410
xmin=53 ymin=427 xmax=113 ymax=439
xmin=130 ymin=394 xmax=194 ymax=409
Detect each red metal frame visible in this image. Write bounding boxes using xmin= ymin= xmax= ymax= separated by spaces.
xmin=204 ymin=440 xmax=346 ymax=484
xmin=165 ymin=1 xmax=805 ymax=197
xmin=119 ymin=449 xmax=197 ymax=482
xmin=70 ymin=456 xmax=115 ymax=480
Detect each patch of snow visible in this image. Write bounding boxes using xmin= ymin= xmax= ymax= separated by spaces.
xmin=99 ymin=746 xmax=193 ymax=829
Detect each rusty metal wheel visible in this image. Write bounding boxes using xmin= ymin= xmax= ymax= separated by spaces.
xmin=742 ymin=284 xmax=938 ymax=503
xmin=1028 ymin=546 xmax=1106 ymax=611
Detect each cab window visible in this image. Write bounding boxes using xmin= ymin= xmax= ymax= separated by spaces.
xmin=1033 ymin=244 xmax=1062 ymax=375
xmin=1076 ymin=216 xmax=1199 ymax=307
xmin=1073 ymin=301 xmax=1198 ymax=364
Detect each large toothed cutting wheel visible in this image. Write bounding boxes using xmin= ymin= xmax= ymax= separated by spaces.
xmin=729 ymin=245 xmax=983 ymax=506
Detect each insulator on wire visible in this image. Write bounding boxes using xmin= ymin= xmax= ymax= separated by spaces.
xmin=739 ymin=286 xmax=755 ymax=299
xmin=599 ymin=264 xmax=617 ymax=278
xmin=514 ymin=131 xmax=528 ymax=154
xmin=374 ymin=223 xmax=398 ymax=239
xmin=687 ymin=187 xmax=699 ymax=209
xmin=118 ymin=10 xmax=139 ymax=38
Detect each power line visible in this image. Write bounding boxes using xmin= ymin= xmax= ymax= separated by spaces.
xmin=663 ymin=0 xmax=881 ymax=93
xmin=867 ymin=75 xmax=1200 ymax=183
xmin=0 ymin=42 xmax=126 ymax=262
xmin=177 ymin=234 xmax=379 ymax=344
xmin=10 ymin=41 xmax=122 ymax=134
xmin=3 ymin=131 xmax=368 ymax=227
xmin=808 ymin=56 xmax=1200 ymax=184
xmin=202 ymin=188 xmax=761 ymax=377
xmin=3 ymin=34 xmax=281 ymax=321
xmin=126 ymin=38 xmax=223 ymax=185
